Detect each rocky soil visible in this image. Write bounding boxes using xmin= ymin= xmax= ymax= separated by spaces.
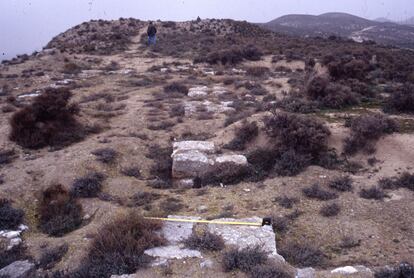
xmin=0 ymin=18 xmax=414 ymax=277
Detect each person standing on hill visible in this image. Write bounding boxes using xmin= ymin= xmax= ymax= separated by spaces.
xmin=147 ymin=22 xmax=157 ymax=46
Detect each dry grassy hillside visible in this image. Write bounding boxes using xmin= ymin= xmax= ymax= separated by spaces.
xmin=0 ymin=18 xmax=414 ymax=277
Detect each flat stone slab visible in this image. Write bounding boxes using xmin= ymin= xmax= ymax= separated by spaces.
xmin=144 ymin=216 xmax=202 ymax=265
xmin=188 ymin=86 xmax=209 ymax=98
xmin=172 ymin=141 xmax=248 ymax=182
xmin=215 ymin=155 xmax=248 ymax=165
xmin=208 ymin=217 xmax=284 ymax=261
xmin=144 ymin=245 xmax=202 ymax=260
xmin=162 ymin=215 xmax=200 ymax=244
xmin=173 ymin=141 xmax=215 ymax=155
xmin=0 ymin=260 xmax=35 ymax=278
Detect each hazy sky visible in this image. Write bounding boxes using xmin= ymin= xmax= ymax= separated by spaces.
xmin=1 ymin=0 xmax=413 ymax=61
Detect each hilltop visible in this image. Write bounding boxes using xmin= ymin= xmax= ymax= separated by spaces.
xmin=0 ymin=18 xmax=414 ymax=277
xmin=262 ymin=12 xmax=414 ymax=48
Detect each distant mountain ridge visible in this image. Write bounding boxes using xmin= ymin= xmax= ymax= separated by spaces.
xmin=262 ymin=12 xmax=414 ymax=49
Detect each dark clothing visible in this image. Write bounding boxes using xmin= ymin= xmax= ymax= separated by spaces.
xmin=147 ymin=25 xmax=157 ymax=37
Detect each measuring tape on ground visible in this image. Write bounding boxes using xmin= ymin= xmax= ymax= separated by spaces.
xmin=144 ymin=217 xmax=272 ymax=227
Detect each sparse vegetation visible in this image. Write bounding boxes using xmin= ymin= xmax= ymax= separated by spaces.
xmin=121 ymin=166 xmax=141 ymax=178
xmin=344 ymin=113 xmax=398 ymax=155
xmin=128 ymin=191 xmax=161 ymax=207
xmin=222 ymin=246 xmax=268 ymax=273
xmin=9 ymin=88 xmax=87 ymax=149
xmin=91 ymin=148 xmax=117 ymax=164
xmin=0 ymin=149 xmax=15 ymax=165
xmin=246 ymin=66 xmax=269 ymax=77
xmin=224 ymin=121 xmax=258 ymax=151
xmin=160 ymin=197 xmax=184 ymax=213
xmin=257 ymin=112 xmax=331 ymax=177
xmin=195 ymin=46 xmax=262 ymax=65
xmin=319 ymin=203 xmax=341 ymax=217
xmin=374 ymin=262 xmax=414 ymax=278
xmin=276 ymin=95 xmax=318 ymax=114
xmin=328 ymin=176 xmax=353 ymax=192
xmin=71 ymin=172 xmax=105 ymax=198
xmin=164 ymin=82 xmax=189 ymax=95
xmin=274 ymin=196 xmax=299 ymax=209
xmin=279 ymin=242 xmax=327 ymax=268
xmin=302 ymin=184 xmax=338 ymax=201
xmin=305 ymin=74 xmax=359 ymax=109
xmin=360 ymin=186 xmax=386 ymax=200
xmin=249 ymin=263 xmax=293 ymax=278
xmin=62 ymin=62 xmax=82 ymax=74
xmin=0 ymin=199 xmax=24 ymax=230
xmin=0 ymin=244 xmax=28 ymax=269
xmin=147 ymin=144 xmax=173 ymax=184
xmin=38 ymin=184 xmax=83 ymax=236
xmin=184 ymin=231 xmax=225 ymax=251
xmin=37 ymin=243 xmax=69 ymax=270
xmin=72 ymin=213 xmax=165 ymax=277
xmin=384 ymin=83 xmax=414 ymax=114
xmin=264 ymin=112 xmax=330 ymax=157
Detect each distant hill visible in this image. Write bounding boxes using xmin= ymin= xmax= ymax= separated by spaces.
xmin=400 ymin=17 xmax=414 ymax=26
xmin=262 ymin=12 xmax=414 ymax=49
xmin=374 ymin=17 xmax=394 ymax=23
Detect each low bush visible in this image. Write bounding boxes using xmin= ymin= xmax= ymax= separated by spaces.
xmin=344 ymin=113 xmax=398 ymax=155
xmin=278 ymin=242 xmax=327 ymax=268
xmin=273 ymin=149 xmax=311 ymax=176
xmin=0 ymin=199 xmax=24 ymax=230
xmin=121 ymin=166 xmax=141 ymax=178
xmin=128 ymin=191 xmax=161 ymax=207
xmin=319 ymin=203 xmax=341 ymax=217
xmin=359 ymin=186 xmax=386 ymax=200
xmin=71 ymin=172 xmax=105 ymax=198
xmin=159 ymin=197 xmax=184 ymax=214
xmin=91 ymin=148 xmax=117 ymax=164
xmin=378 ymin=172 xmax=414 ymax=192
xmin=264 ymin=112 xmax=330 ymax=158
xmin=72 ymin=213 xmax=165 ymax=277
xmin=1 ymin=104 xmax=16 ymax=113
xmin=37 ymin=243 xmax=69 ymax=270
xmin=246 ymin=66 xmax=269 ymax=78
xmin=395 ymin=172 xmax=414 ymax=191
xmin=274 ymin=196 xmax=299 ymax=209
xmin=328 ymin=176 xmax=353 ymax=192
xmin=271 ymin=216 xmax=290 ymax=233
xmin=62 ymin=62 xmax=82 ymax=74
xmin=222 ymin=246 xmax=268 ymax=273
xmin=38 ymin=184 xmax=83 ymax=237
xmin=250 ymin=86 xmax=269 ymax=96
xmin=305 ymin=74 xmax=359 ymax=109
xmin=339 ymin=236 xmax=361 ymax=249
xmin=302 ymin=184 xmax=338 ymax=201
xmin=163 ymin=82 xmax=189 ymax=95
xmin=169 ymin=104 xmax=185 ymax=117
xmin=0 ymin=244 xmax=28 ymax=269
xmin=196 ymin=46 xmax=262 ymax=65
xmin=9 ymin=88 xmax=87 ymax=149
xmin=148 ymin=145 xmax=173 ymax=184
xmin=183 ymin=231 xmax=225 ymax=251
xmin=249 ymin=263 xmax=293 ymax=278
xmin=0 ymin=149 xmax=16 ymax=165
xmin=224 ymin=121 xmax=258 ymax=151
xmin=248 ymin=112 xmax=331 ymax=177
xmin=276 ymin=96 xmax=319 ymax=114
xmin=247 ymin=147 xmax=277 ymax=179
xmin=375 ymin=262 xmax=414 ymax=278
xmin=384 ymin=83 xmax=414 ymax=114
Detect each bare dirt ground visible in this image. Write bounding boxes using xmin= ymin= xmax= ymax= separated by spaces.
xmin=1 ymin=21 xmax=414 ymax=277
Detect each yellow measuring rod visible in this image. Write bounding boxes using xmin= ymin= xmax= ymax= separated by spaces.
xmin=144 ymin=217 xmax=267 ymax=227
